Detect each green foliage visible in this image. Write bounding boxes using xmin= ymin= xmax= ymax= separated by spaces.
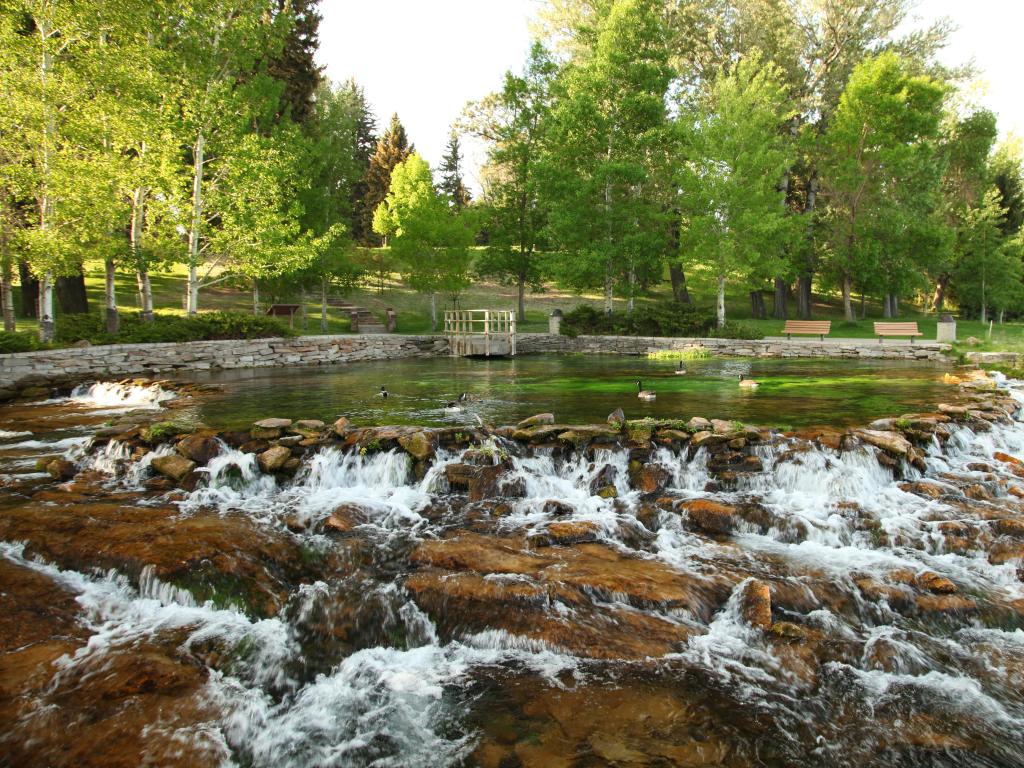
xmin=647 ymin=347 xmax=711 ymax=361
xmin=54 ymin=311 xmax=295 ymax=346
xmin=708 ymin=322 xmax=765 ymax=340
xmin=361 ymin=113 xmax=413 ymax=246
xmin=561 ymin=301 xmax=719 ymax=338
xmin=143 ymin=420 xmax=195 ymax=444
xmin=0 ymin=331 xmax=46 ymax=353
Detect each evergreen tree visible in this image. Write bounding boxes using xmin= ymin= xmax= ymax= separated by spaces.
xmin=335 ymin=78 xmax=377 ymax=243
xmin=360 ymin=113 xmax=412 ymax=245
xmin=438 ymin=129 xmax=471 ymax=211
xmin=268 ymin=0 xmax=323 ymax=123
xmin=991 ymin=138 xmax=1024 ymax=237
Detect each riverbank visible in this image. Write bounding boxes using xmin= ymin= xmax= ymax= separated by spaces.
xmin=0 ymin=332 xmax=951 ymax=400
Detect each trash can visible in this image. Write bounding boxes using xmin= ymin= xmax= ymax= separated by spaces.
xmin=549 ymin=309 xmax=563 ymax=335
xmin=936 ymin=313 xmax=956 ymax=342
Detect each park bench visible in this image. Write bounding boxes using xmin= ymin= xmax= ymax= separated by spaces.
xmin=266 ymin=303 xmax=301 ymax=329
xmin=782 ymin=320 xmax=831 ymax=340
xmin=873 ymin=321 xmax=923 ymax=342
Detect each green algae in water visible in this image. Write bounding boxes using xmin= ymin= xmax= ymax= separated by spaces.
xmin=177 ymin=356 xmax=958 ymax=431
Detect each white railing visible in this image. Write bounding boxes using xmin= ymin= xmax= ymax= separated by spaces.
xmin=444 ymin=309 xmax=517 ymax=357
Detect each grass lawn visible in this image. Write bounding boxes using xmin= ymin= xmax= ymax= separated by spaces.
xmin=5 ymin=251 xmax=1024 ymax=354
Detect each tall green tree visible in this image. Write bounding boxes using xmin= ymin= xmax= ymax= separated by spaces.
xmin=360 ymin=113 xmax=413 ymax=245
xmin=818 ymin=53 xmax=945 ymax=321
xmin=991 ymin=137 xmax=1024 ymax=238
xmin=951 ymin=188 xmax=1021 ymax=321
xmin=438 ymin=129 xmax=471 ymax=211
xmin=267 ymin=0 xmax=322 ymax=123
xmin=678 ymin=53 xmax=797 ymax=328
xmin=466 ymin=42 xmax=557 ymax=320
xmin=543 ymin=0 xmax=674 ymax=315
xmin=373 ymin=153 xmax=474 ymax=329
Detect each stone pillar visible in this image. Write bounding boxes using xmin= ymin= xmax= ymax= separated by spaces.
xmin=936 ymin=313 xmax=956 ymax=343
xmin=549 ymin=309 xmax=563 ymax=335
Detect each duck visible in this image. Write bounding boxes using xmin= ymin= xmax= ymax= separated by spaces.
xmin=378 ymin=386 xmax=389 ymax=399
xmin=674 ymin=361 xmax=687 ymax=375
xmin=444 ymin=401 xmax=462 ymax=412
xmin=737 ymin=373 xmax=759 ymax=389
xmin=636 ymin=380 xmax=656 ymax=401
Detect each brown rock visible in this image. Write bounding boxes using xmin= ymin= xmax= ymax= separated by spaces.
xmin=710 ymin=418 xmax=734 ymax=434
xmin=528 ymin=521 xmax=602 ymax=548
xmin=679 ymin=498 xmax=736 ymax=534
xmin=289 ymin=419 xmax=325 ymax=438
xmin=45 ymin=459 xmax=77 ymax=481
xmin=517 ymin=413 xmax=555 ymax=429
xmin=855 ymin=429 xmax=912 ymax=457
xmin=175 ymin=434 xmax=220 ymax=464
xmin=738 ymin=579 xmax=772 ymax=630
xmin=993 ymin=518 xmax=1024 ymax=538
xmin=915 ymin=571 xmax=957 ymax=594
xmin=686 ymin=416 xmax=711 ymax=432
xmin=634 ymin=463 xmax=670 ymax=494
xmin=916 ymin=594 xmax=977 ymax=613
xmin=322 ymin=504 xmax=365 ymax=533
xmin=606 ymin=407 xmax=625 ymax=428
xmin=150 ymin=454 xmax=196 ymax=483
xmin=257 ymin=445 xmax=292 ymax=473
xmin=251 ymin=417 xmax=292 ymax=439
xmin=333 ymin=416 xmax=351 ymax=436
xmin=398 ymin=431 xmax=434 ymax=461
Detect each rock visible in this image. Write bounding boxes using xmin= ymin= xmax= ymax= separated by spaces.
xmin=964 ymin=484 xmax=993 ymax=500
xmin=690 ymin=430 xmax=723 ymax=448
xmin=965 ymin=336 xmax=981 ymax=346
xmin=899 ymin=481 xmax=946 ymax=499
xmin=679 ymin=498 xmax=736 ymax=534
xmin=322 ymin=504 xmax=366 ymax=533
xmin=45 ymin=459 xmax=77 ymax=481
xmin=855 ymin=429 xmax=911 ymax=457
xmin=517 ymin=413 xmax=555 ymax=429
xmin=595 ymin=484 xmax=617 ymax=498
xmin=70 ymin=339 xmax=91 ymax=348
xmin=257 ymin=445 xmax=292 ymax=473
xmin=686 ymin=416 xmax=711 ymax=432
xmin=251 ymin=417 xmax=292 ymax=439
xmin=915 ymin=594 xmax=977 ymax=613
xmin=915 ymin=571 xmax=957 ymax=594
xmin=289 ymin=419 xmax=325 ymax=438
xmin=528 ymin=521 xmax=602 ymax=548
xmin=606 ymin=407 xmax=625 ymax=428
xmin=398 ymin=431 xmax=434 ymax=461
xmin=993 ymin=519 xmax=1024 ymax=539
xmin=655 ymin=429 xmax=690 ymax=444
xmin=634 ymin=463 xmax=670 ymax=494
xmin=542 ymin=500 xmax=574 ymax=516
xmin=710 ymin=419 xmax=734 ymax=434
xmin=332 ymin=416 xmax=351 ymax=436
xmin=150 ymin=454 xmax=196 ymax=483
xmin=277 ymin=435 xmax=303 ymax=447
xmin=938 ymin=403 xmax=970 ymax=416
xmin=175 ymin=434 xmax=220 ymax=465
xmin=738 ymin=579 xmax=772 ymax=630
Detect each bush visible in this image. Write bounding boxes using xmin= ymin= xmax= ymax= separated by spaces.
xmin=0 ymin=331 xmax=45 ymax=353
xmin=54 ymin=311 xmax=296 ymax=346
xmin=561 ymin=301 xmax=717 ymax=338
xmin=708 ymin=321 xmax=764 ymax=340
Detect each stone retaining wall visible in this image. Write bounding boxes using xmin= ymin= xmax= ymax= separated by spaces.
xmin=0 ymin=331 xmax=953 ymax=398
xmin=0 ymin=334 xmax=449 ymax=396
xmin=517 ymin=333 xmax=950 ymax=360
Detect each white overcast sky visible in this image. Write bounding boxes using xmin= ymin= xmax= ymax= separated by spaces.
xmin=316 ymin=0 xmax=1023 ymax=192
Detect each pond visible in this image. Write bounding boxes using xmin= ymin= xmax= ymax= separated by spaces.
xmin=179 ymin=354 xmax=958 ymax=429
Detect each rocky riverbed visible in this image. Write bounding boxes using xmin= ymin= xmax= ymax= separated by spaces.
xmin=1 ymin=369 xmax=1023 ymax=766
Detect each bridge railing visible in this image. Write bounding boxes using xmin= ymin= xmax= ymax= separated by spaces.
xmin=444 ymin=309 xmax=517 ymax=357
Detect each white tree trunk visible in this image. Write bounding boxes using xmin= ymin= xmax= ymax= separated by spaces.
xmin=104 ymin=258 xmax=119 ymax=334
xmin=130 ymin=181 xmax=154 ymax=322
xmin=39 ymin=272 xmax=54 ymax=342
xmin=627 ymin=264 xmax=635 ymax=315
xmin=252 ymin=279 xmax=260 ymax=316
xmin=1 ymin=264 xmax=14 ymax=332
xmin=716 ymin=274 xmax=726 ymax=329
xmin=186 ymin=132 xmax=205 ymax=315
xmin=430 ymin=293 xmax=437 ymax=331
xmin=604 ymin=265 xmax=613 ymax=315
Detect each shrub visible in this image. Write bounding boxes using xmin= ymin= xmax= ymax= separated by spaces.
xmin=0 ymin=331 xmax=45 ymax=353
xmin=54 ymin=311 xmax=296 ymax=346
xmin=708 ymin=321 xmax=764 ymax=340
xmin=561 ymin=301 xmax=717 ymax=338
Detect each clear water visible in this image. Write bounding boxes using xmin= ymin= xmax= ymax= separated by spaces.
xmin=178 ymin=356 xmax=957 ymax=429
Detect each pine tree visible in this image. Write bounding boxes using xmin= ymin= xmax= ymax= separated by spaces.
xmin=268 ymin=0 xmax=323 ymax=123
xmin=360 ymin=113 xmax=413 ymax=245
xmin=438 ymin=129 xmax=471 ymax=211
xmin=342 ymin=79 xmax=377 ymax=243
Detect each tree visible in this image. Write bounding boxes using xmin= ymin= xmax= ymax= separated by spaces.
xmin=818 ymin=53 xmax=945 ymax=321
xmin=466 ymin=42 xmax=557 ymax=320
xmin=360 ymin=113 xmax=413 ymax=245
xmin=373 ymin=153 xmax=474 ymax=329
xmin=340 ymin=79 xmax=377 ymax=243
xmin=991 ymin=137 xmax=1024 ymax=238
xmin=438 ymin=129 xmax=471 ymax=211
xmin=678 ymin=52 xmax=796 ymax=328
xmin=543 ymin=0 xmax=674 ymax=315
xmin=267 ymin=0 xmax=322 ymax=123
xmin=951 ymin=189 xmax=1021 ymax=322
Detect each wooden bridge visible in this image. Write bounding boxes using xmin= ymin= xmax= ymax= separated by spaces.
xmin=444 ymin=309 xmax=517 ymax=357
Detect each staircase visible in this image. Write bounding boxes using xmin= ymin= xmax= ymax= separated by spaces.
xmin=327 ymin=298 xmax=390 ymax=334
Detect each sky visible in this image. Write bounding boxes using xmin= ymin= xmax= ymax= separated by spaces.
xmin=316 ymin=0 xmax=1023 ymax=193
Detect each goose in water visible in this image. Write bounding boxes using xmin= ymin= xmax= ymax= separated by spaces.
xmin=636 ymin=380 xmax=656 ymax=401
xmin=458 ymin=392 xmax=480 ymax=403
xmin=378 ymin=386 xmax=389 ymax=399
xmin=444 ymin=400 xmax=462 ymax=412
xmin=674 ymin=361 xmax=687 ymax=375
xmin=737 ymin=373 xmax=759 ymax=389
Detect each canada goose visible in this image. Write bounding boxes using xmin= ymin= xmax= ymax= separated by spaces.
xmin=636 ymin=380 xmax=656 ymax=401
xmin=378 ymin=386 xmax=389 ymax=399
xmin=675 ymin=361 xmax=687 ymax=375
xmin=458 ymin=392 xmax=480 ymax=403
xmin=737 ymin=374 xmax=759 ymax=388
xmin=444 ymin=401 xmax=462 ymax=411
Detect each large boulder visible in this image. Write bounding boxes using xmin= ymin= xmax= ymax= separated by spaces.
xmin=398 ymin=431 xmax=434 ymax=461
xmin=251 ymin=418 xmax=292 ymax=439
xmin=257 ymin=445 xmax=292 ymax=473
xmin=45 ymin=459 xmax=77 ymax=481
xmin=332 ymin=416 xmax=351 ymax=436
xmin=679 ymin=498 xmax=737 ymax=534
xmin=176 ymin=434 xmax=221 ymax=465
xmin=854 ymin=429 xmax=912 ymax=457
xmin=151 ymin=454 xmax=196 ymax=483
xmin=289 ymin=419 xmax=325 ymax=439
xmin=517 ymin=413 xmax=555 ymax=429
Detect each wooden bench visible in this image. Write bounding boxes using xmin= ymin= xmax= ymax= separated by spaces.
xmin=266 ymin=303 xmax=301 ymax=329
xmin=874 ymin=322 xmax=923 ymax=342
xmin=782 ymin=320 xmax=831 ymax=340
